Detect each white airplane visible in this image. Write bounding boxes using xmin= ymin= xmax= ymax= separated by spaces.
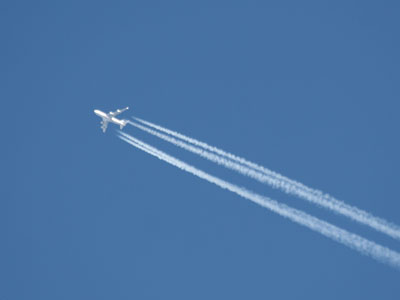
xmin=94 ymin=107 xmax=129 ymax=133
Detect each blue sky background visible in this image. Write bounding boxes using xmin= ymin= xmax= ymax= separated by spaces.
xmin=3 ymin=1 xmax=400 ymax=299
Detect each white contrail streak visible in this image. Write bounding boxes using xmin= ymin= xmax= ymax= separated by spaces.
xmin=132 ymin=117 xmax=400 ymax=241
xmin=117 ymin=131 xmax=400 ymax=269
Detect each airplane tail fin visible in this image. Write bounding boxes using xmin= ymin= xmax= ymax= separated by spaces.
xmin=120 ymin=120 xmax=128 ymax=130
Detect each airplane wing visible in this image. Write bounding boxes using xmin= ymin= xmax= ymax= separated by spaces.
xmin=101 ymin=119 xmax=109 ymax=133
xmin=109 ymin=106 xmax=129 ymax=117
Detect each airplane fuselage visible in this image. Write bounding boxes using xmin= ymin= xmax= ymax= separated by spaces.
xmin=94 ymin=108 xmax=129 ymax=132
xmin=94 ymin=109 xmax=126 ymax=127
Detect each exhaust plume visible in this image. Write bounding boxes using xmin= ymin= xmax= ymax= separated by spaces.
xmin=118 ymin=131 xmax=400 ymax=270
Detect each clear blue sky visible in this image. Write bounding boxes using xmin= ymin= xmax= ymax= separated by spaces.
xmin=3 ymin=1 xmax=400 ymax=299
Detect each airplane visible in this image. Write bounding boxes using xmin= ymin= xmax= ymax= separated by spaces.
xmin=94 ymin=107 xmax=129 ymax=133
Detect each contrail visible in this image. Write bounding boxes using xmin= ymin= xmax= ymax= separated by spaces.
xmin=117 ymin=131 xmax=400 ymax=269
xmin=132 ymin=117 xmax=400 ymax=241
xmin=128 ymin=120 xmax=287 ymax=187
